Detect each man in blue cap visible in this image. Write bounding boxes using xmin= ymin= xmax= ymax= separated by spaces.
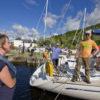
xmin=51 ymin=43 xmax=62 ymax=73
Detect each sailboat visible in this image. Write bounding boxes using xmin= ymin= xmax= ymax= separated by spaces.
xmin=30 ymin=28 xmax=100 ymax=100
xmin=30 ymin=0 xmax=100 ymax=99
xmin=30 ymin=51 xmax=100 ymax=100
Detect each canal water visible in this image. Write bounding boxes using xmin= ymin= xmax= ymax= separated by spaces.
xmin=13 ymin=66 xmax=83 ymax=100
xmin=13 ymin=65 xmax=34 ymax=100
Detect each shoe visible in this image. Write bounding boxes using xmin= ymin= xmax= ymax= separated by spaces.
xmin=71 ymin=76 xmax=77 ymax=82
xmin=71 ymin=78 xmax=76 ymax=82
xmin=84 ymin=80 xmax=91 ymax=84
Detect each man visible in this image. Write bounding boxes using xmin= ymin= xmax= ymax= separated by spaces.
xmin=0 ymin=34 xmax=16 ymax=100
xmin=71 ymin=31 xmax=99 ymax=84
xmin=51 ymin=43 xmax=62 ymax=73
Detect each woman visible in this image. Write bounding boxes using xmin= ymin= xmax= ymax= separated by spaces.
xmin=43 ymin=49 xmax=49 ymax=60
xmin=0 ymin=34 xmax=16 ymax=100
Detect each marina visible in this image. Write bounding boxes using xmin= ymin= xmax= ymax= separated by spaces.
xmin=8 ymin=52 xmax=80 ymax=100
xmin=0 ymin=0 xmax=100 ymax=100
xmin=13 ymin=65 xmax=83 ymax=100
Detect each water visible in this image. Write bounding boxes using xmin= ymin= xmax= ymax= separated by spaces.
xmin=13 ymin=66 xmax=83 ymax=100
xmin=13 ymin=65 xmax=34 ymax=100
xmin=31 ymin=87 xmax=83 ymax=100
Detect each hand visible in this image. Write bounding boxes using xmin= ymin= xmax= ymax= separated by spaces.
xmin=75 ymin=54 xmax=79 ymax=59
xmin=91 ymin=54 xmax=96 ymax=58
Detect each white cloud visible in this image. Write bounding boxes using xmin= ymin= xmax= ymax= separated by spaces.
xmin=61 ymin=11 xmax=83 ymax=32
xmin=0 ymin=24 xmax=40 ymax=40
xmin=31 ymin=28 xmax=40 ymax=39
xmin=43 ymin=13 xmax=59 ymax=28
xmin=0 ymin=29 xmax=17 ymax=41
xmin=62 ymin=17 xmax=81 ymax=32
xmin=86 ymin=1 xmax=100 ymax=26
xmin=12 ymin=24 xmax=40 ymax=40
xmin=60 ymin=0 xmax=100 ymax=33
xmin=90 ymin=0 xmax=100 ymax=4
xmin=31 ymin=28 xmax=39 ymax=35
xmin=23 ymin=0 xmax=38 ymax=9
xmin=25 ymin=0 xmax=37 ymax=6
xmin=12 ymin=24 xmax=29 ymax=34
xmin=6 ymin=30 xmax=16 ymax=41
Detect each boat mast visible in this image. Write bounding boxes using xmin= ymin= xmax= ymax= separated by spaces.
xmin=56 ymin=0 xmax=72 ymax=35
xmin=82 ymin=8 xmax=86 ymax=40
xmin=72 ymin=13 xmax=84 ymax=46
xmin=43 ymin=0 xmax=48 ymax=40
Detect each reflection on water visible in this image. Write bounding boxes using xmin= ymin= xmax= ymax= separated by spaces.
xmin=13 ymin=66 xmax=83 ymax=100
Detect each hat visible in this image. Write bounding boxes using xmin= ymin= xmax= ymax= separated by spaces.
xmin=54 ymin=43 xmax=59 ymax=47
xmin=85 ymin=30 xmax=92 ymax=34
xmin=56 ymin=43 xmax=60 ymax=46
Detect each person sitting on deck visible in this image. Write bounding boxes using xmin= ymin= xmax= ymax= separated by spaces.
xmin=71 ymin=30 xmax=99 ymax=84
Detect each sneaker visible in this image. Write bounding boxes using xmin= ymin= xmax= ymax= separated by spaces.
xmin=71 ymin=76 xmax=77 ymax=82
xmin=84 ymin=80 xmax=91 ymax=84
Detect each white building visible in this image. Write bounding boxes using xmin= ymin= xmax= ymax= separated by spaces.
xmin=13 ymin=39 xmax=37 ymax=49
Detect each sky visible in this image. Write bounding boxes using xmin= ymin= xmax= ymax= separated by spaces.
xmin=0 ymin=0 xmax=100 ymax=40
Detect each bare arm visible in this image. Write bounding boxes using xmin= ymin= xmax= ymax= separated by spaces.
xmin=94 ymin=46 xmax=99 ymax=56
xmin=0 ymin=65 xmax=16 ymax=88
xmin=92 ymin=42 xmax=99 ymax=57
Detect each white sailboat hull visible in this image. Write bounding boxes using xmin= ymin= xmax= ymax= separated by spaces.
xmin=30 ymin=56 xmax=100 ymax=100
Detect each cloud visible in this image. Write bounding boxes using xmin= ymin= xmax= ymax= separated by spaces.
xmin=31 ymin=28 xmax=39 ymax=35
xmin=0 ymin=24 xmax=40 ymax=40
xmin=91 ymin=0 xmax=100 ymax=4
xmin=31 ymin=28 xmax=40 ymax=39
xmin=25 ymin=0 xmax=37 ymax=6
xmin=62 ymin=17 xmax=81 ymax=32
xmin=6 ymin=30 xmax=16 ymax=40
xmin=61 ymin=11 xmax=83 ymax=32
xmin=43 ymin=13 xmax=59 ymax=28
xmin=86 ymin=1 xmax=100 ymax=26
xmin=12 ymin=24 xmax=40 ymax=40
xmin=12 ymin=24 xmax=29 ymax=35
xmin=0 ymin=29 xmax=17 ymax=41
xmin=60 ymin=0 xmax=100 ymax=33
xmin=22 ymin=3 xmax=31 ymax=10
xmin=44 ymin=1 xmax=72 ymax=30
xmin=23 ymin=0 xmax=38 ymax=9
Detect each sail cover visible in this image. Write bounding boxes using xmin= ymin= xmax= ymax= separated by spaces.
xmin=92 ymin=29 xmax=100 ymax=35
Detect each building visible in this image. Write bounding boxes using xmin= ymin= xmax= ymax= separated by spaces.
xmin=13 ymin=39 xmax=37 ymax=49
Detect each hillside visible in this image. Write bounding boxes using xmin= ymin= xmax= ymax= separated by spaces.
xmin=38 ymin=23 xmax=100 ymax=48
